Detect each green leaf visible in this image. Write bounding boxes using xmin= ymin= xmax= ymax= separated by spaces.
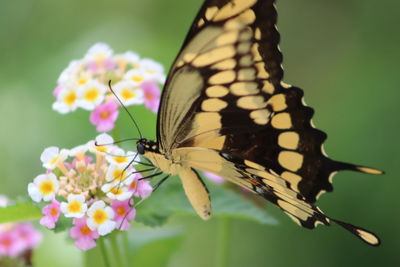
xmin=135 ymin=178 xmax=277 ymax=227
xmin=0 ymin=202 xmax=42 ymax=224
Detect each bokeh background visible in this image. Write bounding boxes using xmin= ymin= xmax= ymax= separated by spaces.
xmin=1 ymin=0 xmax=399 ymax=266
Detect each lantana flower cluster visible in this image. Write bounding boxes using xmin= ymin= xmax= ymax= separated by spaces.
xmin=28 ymin=134 xmax=152 ymax=251
xmin=53 ymin=43 xmax=165 ymax=132
xmin=0 ymin=196 xmax=42 ymax=261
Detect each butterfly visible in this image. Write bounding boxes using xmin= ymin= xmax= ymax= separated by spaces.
xmin=134 ymin=0 xmax=383 ymax=246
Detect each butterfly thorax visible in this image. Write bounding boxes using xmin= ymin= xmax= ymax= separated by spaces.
xmin=136 ymin=138 xmax=182 ymax=175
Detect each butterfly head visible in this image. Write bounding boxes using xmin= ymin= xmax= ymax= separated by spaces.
xmin=136 ymin=138 xmax=159 ymax=155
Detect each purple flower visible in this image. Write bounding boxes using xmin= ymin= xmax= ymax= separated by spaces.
xmin=0 ymin=223 xmax=42 ymax=258
xmin=110 ymin=200 xmax=136 ymax=231
xmin=0 ymin=230 xmax=22 ymax=258
xmin=142 ymin=82 xmax=160 ymax=113
xmin=90 ymin=99 xmax=119 ymax=132
xmin=13 ymin=223 xmax=42 ymax=250
xmin=128 ymin=174 xmax=153 ymax=199
xmin=70 ymin=217 xmax=99 ymax=251
xmin=40 ymin=200 xmax=61 ymax=229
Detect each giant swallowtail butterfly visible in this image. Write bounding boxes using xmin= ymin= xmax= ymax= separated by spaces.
xmin=135 ymin=0 xmax=383 ymax=246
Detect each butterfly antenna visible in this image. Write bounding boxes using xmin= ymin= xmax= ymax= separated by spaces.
xmin=108 ymin=80 xmax=143 ymax=139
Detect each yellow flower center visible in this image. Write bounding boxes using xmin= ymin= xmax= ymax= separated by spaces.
xmin=77 ymin=77 xmax=88 ymax=85
xmin=145 ymin=92 xmax=153 ymax=100
xmin=84 ymin=88 xmax=99 ymax=101
xmin=49 ymin=155 xmax=60 ymax=165
xmin=121 ymin=89 xmax=135 ymax=100
xmin=39 ymin=181 xmax=54 ymax=195
xmin=100 ymin=110 xmax=110 ymax=119
xmin=64 ymin=91 xmax=77 ymax=106
xmin=96 ymin=146 xmax=107 ymax=153
xmin=129 ymin=181 xmax=137 ymax=190
xmin=116 ymin=206 xmax=126 ymax=216
xmin=110 ymin=187 xmax=123 ymax=196
xmin=50 ymin=207 xmax=58 ymax=216
xmin=114 ymin=156 xmax=127 ymax=164
xmin=113 ymin=169 xmax=124 ymax=181
xmin=67 ymin=201 xmax=82 ymax=213
xmin=93 ymin=210 xmax=108 ymax=224
xmin=1 ymin=238 xmax=11 ymax=247
xmin=131 ymin=76 xmax=143 ymax=83
xmin=80 ymin=225 xmax=91 ymax=235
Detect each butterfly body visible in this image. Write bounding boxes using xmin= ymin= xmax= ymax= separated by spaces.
xmin=136 ymin=0 xmax=383 ymax=246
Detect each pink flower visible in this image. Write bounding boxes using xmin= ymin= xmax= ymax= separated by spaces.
xmin=40 ymin=200 xmax=61 ymax=229
xmin=128 ymin=174 xmax=153 ymax=199
xmin=0 ymin=231 xmax=22 ymax=258
xmin=90 ymin=99 xmax=119 ymax=132
xmin=141 ymin=82 xmax=160 ymax=113
xmin=110 ymin=200 xmax=136 ymax=231
xmin=70 ymin=217 xmax=99 ymax=251
xmin=53 ymin=85 xmax=64 ymax=97
xmin=13 ymin=223 xmax=42 ymax=250
xmin=203 ymin=172 xmax=225 ymax=184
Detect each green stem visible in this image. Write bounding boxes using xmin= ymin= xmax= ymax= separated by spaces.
xmin=216 ymin=217 xmax=231 ymax=267
xmin=110 ymin=231 xmax=124 ymax=267
xmin=122 ymin=230 xmax=131 ymax=265
xmin=98 ymin=237 xmax=111 ymax=267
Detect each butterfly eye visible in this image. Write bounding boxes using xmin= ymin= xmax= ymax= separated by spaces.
xmin=137 ymin=143 xmax=145 ymax=155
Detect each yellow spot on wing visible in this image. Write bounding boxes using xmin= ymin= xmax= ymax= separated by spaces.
xmin=278 ymin=151 xmax=303 ymax=172
xmin=201 ymin=98 xmax=228 ymax=112
xmin=250 ymin=109 xmax=270 ymax=125
xmin=209 ymin=70 xmax=236 ymax=84
xmin=230 ymin=82 xmax=259 ymax=96
xmin=268 ymin=94 xmax=287 ymax=112
xmin=206 ymin=86 xmax=229 ymax=98
xmin=356 ymin=166 xmax=384 ymax=175
xmin=278 ymin=132 xmax=300 ymax=150
xmin=211 ymin=59 xmax=237 ymax=70
xmin=271 ymin=113 xmax=292 ymax=129
xmin=193 ymin=46 xmax=236 ymax=67
xmin=237 ymin=95 xmax=266 ymax=109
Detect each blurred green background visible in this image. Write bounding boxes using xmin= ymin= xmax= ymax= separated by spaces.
xmin=0 ymin=0 xmax=399 ymax=266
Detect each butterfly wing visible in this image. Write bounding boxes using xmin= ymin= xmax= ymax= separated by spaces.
xmin=156 ymin=0 xmax=382 ymax=245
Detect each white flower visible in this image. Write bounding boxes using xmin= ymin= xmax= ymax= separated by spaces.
xmin=69 ymin=144 xmax=89 ymax=157
xmin=113 ymin=81 xmax=144 ymax=106
xmin=84 ymin=43 xmax=113 ymax=62
xmin=101 ymin=182 xmax=133 ymax=201
xmin=52 ymin=87 xmax=79 ymax=114
xmin=60 ymin=194 xmax=87 ymax=218
xmin=105 ymin=164 xmax=133 ymax=183
xmin=77 ymin=80 xmax=107 ymax=110
xmin=123 ymin=69 xmax=146 ymax=85
xmin=28 ymin=173 xmax=59 ymax=202
xmin=140 ymin=58 xmax=166 ymax=83
xmin=73 ymin=72 xmax=92 ymax=87
xmin=87 ymin=201 xmax=116 ymax=236
xmin=87 ymin=133 xmax=115 ymax=154
xmin=40 ymin=147 xmax=69 ymax=170
xmin=0 ymin=195 xmax=9 ymax=207
xmin=114 ymin=51 xmax=140 ymax=68
xmin=106 ymin=148 xmax=137 ymax=166
xmin=57 ymin=60 xmax=80 ymax=85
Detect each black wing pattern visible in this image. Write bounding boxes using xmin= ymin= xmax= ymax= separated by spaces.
xmin=156 ymin=0 xmax=383 ymax=245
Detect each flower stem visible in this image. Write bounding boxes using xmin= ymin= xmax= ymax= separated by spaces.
xmin=216 ymin=217 xmax=231 ymax=267
xmin=98 ymin=237 xmax=111 ymax=267
xmin=110 ymin=231 xmax=124 ymax=267
xmin=122 ymin=230 xmax=131 ymax=264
